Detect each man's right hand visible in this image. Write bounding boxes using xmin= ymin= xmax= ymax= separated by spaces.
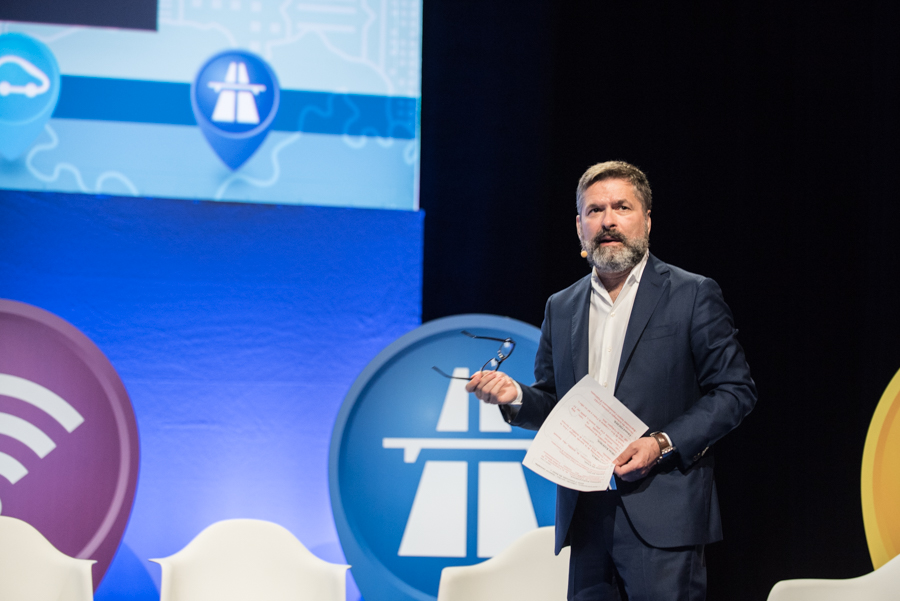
xmin=465 ymin=370 xmax=518 ymax=404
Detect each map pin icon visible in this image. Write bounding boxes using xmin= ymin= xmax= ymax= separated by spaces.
xmin=0 ymin=33 xmax=61 ymax=161
xmin=191 ymin=50 xmax=280 ymax=170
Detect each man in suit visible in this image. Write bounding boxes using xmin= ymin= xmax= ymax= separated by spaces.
xmin=466 ymin=161 xmax=757 ymax=601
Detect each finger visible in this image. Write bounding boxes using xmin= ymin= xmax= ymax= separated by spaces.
xmin=489 ymin=374 xmax=514 ymax=403
xmin=465 ymin=371 xmax=483 ymax=393
xmin=482 ymin=376 xmax=507 ymax=404
xmin=477 ymin=371 xmax=503 ymax=392
xmin=464 ymin=376 xmax=477 ymax=393
xmin=614 ymin=444 xmax=638 ymax=466
xmin=615 ymin=460 xmax=649 ymax=480
xmin=476 ymin=372 xmax=504 ymax=399
xmin=623 ymin=453 xmax=654 ymax=475
xmin=482 ymin=372 xmax=505 ymax=393
xmin=617 ymin=447 xmax=650 ymax=471
xmin=614 ymin=460 xmax=637 ymax=476
xmin=474 ymin=370 xmax=497 ymax=390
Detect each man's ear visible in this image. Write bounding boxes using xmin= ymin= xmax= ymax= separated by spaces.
xmin=576 ymin=214 xmax=582 ymax=239
xmin=645 ymin=210 xmax=651 ymax=235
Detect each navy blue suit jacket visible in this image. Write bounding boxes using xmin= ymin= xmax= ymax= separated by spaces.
xmin=509 ymin=254 xmax=757 ymax=552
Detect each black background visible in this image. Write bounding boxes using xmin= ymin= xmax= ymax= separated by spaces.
xmin=420 ymin=2 xmax=900 ymax=600
xmin=0 ymin=0 xmax=157 ymax=31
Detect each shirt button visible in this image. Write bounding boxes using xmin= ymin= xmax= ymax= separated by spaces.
xmin=610 ymin=311 xmax=616 ymax=316
xmin=607 ymin=347 xmax=612 ymax=353
xmin=602 ymin=381 xmax=608 ymax=387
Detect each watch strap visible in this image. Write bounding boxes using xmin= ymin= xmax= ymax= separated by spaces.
xmin=650 ymin=431 xmax=675 ymax=463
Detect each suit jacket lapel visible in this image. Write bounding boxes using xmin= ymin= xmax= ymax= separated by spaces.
xmin=615 ymin=254 xmax=669 ymax=390
xmin=570 ymin=275 xmax=592 ymax=383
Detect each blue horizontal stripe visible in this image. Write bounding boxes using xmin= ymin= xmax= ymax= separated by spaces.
xmin=52 ymin=75 xmax=417 ymax=140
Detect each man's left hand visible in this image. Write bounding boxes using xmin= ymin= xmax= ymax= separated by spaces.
xmin=613 ymin=437 xmax=661 ymax=482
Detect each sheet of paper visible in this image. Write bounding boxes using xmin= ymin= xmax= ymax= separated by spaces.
xmin=522 ymin=375 xmax=648 ymax=492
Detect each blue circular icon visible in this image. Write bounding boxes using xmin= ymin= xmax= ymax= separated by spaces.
xmin=330 ymin=315 xmax=556 ymax=601
xmin=0 ymin=33 xmax=61 ymax=160
xmin=191 ymin=49 xmax=280 ymax=169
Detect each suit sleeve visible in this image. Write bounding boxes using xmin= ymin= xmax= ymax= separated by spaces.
xmin=663 ymin=277 xmax=757 ymax=465
xmin=500 ymin=296 xmax=561 ymax=431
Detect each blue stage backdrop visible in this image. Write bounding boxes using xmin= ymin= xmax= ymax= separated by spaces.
xmin=0 ymin=188 xmax=424 ymax=600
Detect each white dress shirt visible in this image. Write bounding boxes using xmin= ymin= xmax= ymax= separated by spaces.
xmin=589 ymin=252 xmax=649 ymax=389
xmin=588 ymin=253 xmax=672 ymax=453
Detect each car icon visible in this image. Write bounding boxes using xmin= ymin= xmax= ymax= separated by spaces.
xmin=0 ymin=54 xmax=51 ymax=98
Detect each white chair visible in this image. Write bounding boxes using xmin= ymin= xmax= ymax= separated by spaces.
xmin=767 ymin=552 xmax=900 ymax=601
xmin=0 ymin=516 xmax=94 ymax=601
xmin=437 ymin=526 xmax=570 ymax=601
xmin=151 ymin=519 xmax=349 ymax=601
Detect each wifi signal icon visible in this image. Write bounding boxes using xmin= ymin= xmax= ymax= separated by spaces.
xmin=0 ymin=373 xmax=84 ymax=515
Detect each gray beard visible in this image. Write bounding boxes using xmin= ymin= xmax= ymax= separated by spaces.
xmin=586 ymin=233 xmax=649 ymax=274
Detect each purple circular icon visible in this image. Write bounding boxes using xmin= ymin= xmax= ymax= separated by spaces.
xmin=0 ymin=299 xmax=139 ymax=589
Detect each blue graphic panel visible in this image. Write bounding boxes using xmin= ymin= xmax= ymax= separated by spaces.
xmin=0 ymin=188 xmax=424 ymax=599
xmin=0 ymin=0 xmax=422 ymax=208
xmin=330 ymin=315 xmax=557 ymax=601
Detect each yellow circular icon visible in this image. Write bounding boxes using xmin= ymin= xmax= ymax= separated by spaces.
xmin=861 ymin=367 xmax=900 ymax=569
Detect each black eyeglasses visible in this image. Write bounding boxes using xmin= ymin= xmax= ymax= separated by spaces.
xmin=432 ymin=331 xmax=516 ymax=380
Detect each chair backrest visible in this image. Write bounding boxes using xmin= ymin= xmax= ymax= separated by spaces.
xmin=767 ymin=552 xmax=900 ymax=601
xmin=0 ymin=516 xmax=95 ymax=601
xmin=151 ymin=519 xmax=349 ymax=601
xmin=437 ymin=526 xmax=569 ymax=601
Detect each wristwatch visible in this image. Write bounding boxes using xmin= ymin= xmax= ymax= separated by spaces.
xmin=649 ymin=432 xmax=675 ymax=464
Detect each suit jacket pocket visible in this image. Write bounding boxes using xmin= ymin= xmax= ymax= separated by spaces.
xmin=642 ymin=324 xmax=676 ymax=340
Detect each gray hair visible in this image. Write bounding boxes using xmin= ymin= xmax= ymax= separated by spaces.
xmin=575 ymin=161 xmax=652 ymax=214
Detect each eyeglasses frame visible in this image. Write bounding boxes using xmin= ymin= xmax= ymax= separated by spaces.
xmin=432 ymin=330 xmax=516 ymax=380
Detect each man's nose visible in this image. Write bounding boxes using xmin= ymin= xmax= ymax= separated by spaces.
xmin=601 ymin=209 xmax=618 ymax=229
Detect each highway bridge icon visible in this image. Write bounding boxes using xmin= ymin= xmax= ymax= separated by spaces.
xmin=207 ymin=61 xmax=266 ymax=125
xmin=0 ymin=55 xmax=51 ymax=98
xmin=383 ymin=368 xmax=539 ymax=559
